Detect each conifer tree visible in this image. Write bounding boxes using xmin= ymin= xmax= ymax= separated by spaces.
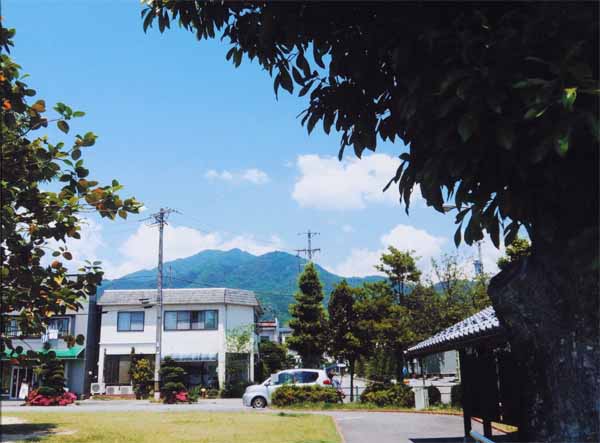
xmin=37 ymin=354 xmax=66 ymax=397
xmin=287 ymin=263 xmax=326 ymax=368
xmin=159 ymin=357 xmax=186 ymax=403
xmin=328 ymin=280 xmax=361 ymax=400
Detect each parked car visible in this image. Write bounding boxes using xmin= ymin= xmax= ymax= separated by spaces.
xmin=242 ymin=368 xmax=332 ymax=408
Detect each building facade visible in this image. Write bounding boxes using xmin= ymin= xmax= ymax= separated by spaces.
xmin=96 ymin=288 xmax=260 ymax=393
xmin=1 ymin=296 xmax=99 ymax=399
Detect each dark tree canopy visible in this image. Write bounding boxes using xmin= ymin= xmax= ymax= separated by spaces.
xmin=143 ymin=2 xmax=598 ymax=253
xmin=287 ymin=262 xmax=326 ymax=368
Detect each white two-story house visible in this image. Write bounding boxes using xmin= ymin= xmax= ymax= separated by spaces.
xmin=96 ymin=288 xmax=261 ymax=394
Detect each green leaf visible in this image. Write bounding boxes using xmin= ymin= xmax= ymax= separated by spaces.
xmin=454 ymin=225 xmax=462 ymax=247
xmin=458 ymin=114 xmax=476 ymax=142
xmin=71 ymin=149 xmax=81 ymax=160
xmin=57 ymin=120 xmax=69 ymax=134
xmin=279 ymin=68 xmax=293 ymax=94
xmin=556 ymin=135 xmax=569 ymax=156
xmin=562 ymin=87 xmax=577 ymax=111
xmin=72 ymin=111 xmax=85 ymax=117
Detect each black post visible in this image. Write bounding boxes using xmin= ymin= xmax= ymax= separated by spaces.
xmin=459 ymin=349 xmax=472 ymax=441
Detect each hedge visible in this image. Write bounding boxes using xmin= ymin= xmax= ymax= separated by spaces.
xmin=451 ymin=384 xmax=462 ymax=407
xmin=271 ymin=385 xmax=339 ymax=406
xmin=360 ymin=381 xmax=414 ymax=407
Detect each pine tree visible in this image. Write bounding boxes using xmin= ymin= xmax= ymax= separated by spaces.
xmin=37 ymin=353 xmax=66 ymax=397
xmin=159 ymin=357 xmax=187 ymax=403
xmin=287 ymin=262 xmax=326 ymax=368
xmin=328 ymin=280 xmax=361 ymax=400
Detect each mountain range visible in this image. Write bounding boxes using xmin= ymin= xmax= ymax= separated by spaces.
xmin=100 ymin=249 xmax=384 ymax=323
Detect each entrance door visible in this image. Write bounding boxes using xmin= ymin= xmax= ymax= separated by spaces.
xmin=10 ymin=367 xmax=31 ymax=399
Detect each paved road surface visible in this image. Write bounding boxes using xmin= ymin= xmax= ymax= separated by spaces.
xmin=1 ymin=398 xmax=498 ymax=443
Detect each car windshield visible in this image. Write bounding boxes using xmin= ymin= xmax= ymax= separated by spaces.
xmin=262 ymin=378 xmax=271 ymax=385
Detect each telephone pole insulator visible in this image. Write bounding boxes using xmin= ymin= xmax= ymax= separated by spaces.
xmin=296 ymin=229 xmax=321 ymax=262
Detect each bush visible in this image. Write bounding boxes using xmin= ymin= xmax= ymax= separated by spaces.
xmin=159 ymin=357 xmax=187 ymax=403
xmin=131 ymin=358 xmax=153 ymax=399
xmin=360 ymin=381 xmax=414 ymax=407
xmin=221 ymin=380 xmax=250 ymax=398
xmin=427 ymin=386 xmax=441 ymax=405
xmin=37 ymin=355 xmax=66 ymax=397
xmin=27 ymin=389 xmax=76 ymax=406
xmin=451 ymin=384 xmax=462 ymax=407
xmin=271 ymin=385 xmax=339 ymax=407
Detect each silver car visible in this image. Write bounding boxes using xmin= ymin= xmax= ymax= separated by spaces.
xmin=242 ymin=368 xmax=332 ymax=408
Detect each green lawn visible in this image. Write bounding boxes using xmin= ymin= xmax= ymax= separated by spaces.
xmin=2 ymin=411 xmax=341 ymax=443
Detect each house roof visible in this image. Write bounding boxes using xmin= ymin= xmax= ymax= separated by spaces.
xmin=405 ymin=306 xmax=504 ymax=357
xmin=98 ymin=288 xmax=260 ymax=308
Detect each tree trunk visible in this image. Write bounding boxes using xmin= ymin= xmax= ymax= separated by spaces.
xmin=488 ymin=238 xmax=599 ymax=442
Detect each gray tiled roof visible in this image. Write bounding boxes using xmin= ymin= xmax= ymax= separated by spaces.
xmin=98 ymin=288 xmax=260 ymax=307
xmin=405 ymin=306 xmax=502 ymax=357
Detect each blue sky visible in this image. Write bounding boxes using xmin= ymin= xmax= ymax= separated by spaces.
xmin=5 ymin=1 xmax=504 ymax=279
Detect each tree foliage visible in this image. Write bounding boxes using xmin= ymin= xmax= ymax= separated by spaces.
xmin=497 ymin=236 xmax=531 ymax=271
xmin=0 ymin=26 xmax=141 ymax=354
xmin=375 ymin=247 xmax=420 ymax=302
xmin=287 ymin=262 xmax=326 ymax=368
xmin=142 ymin=2 xmax=598 ymax=253
xmin=159 ymin=356 xmax=186 ymax=402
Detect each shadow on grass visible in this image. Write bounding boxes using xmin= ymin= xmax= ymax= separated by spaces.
xmin=1 ymin=423 xmax=57 ymax=441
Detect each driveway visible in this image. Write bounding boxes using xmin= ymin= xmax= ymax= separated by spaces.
xmin=1 ymin=399 xmax=500 ymax=443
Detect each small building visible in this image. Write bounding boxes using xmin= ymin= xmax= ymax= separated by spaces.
xmin=406 ymin=306 xmax=523 ymax=441
xmin=96 ymin=288 xmax=261 ymax=395
xmin=256 ymin=319 xmax=279 ymax=343
xmin=1 ymin=296 xmax=99 ymax=399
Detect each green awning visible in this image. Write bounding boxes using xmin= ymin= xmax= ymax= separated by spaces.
xmin=2 ymin=345 xmax=84 ymax=360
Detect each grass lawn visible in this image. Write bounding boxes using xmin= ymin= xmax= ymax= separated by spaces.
xmin=2 ymin=411 xmax=341 ymax=443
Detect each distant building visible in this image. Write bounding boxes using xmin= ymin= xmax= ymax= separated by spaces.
xmin=96 ymin=288 xmax=261 ymax=394
xmin=256 ymin=318 xmax=293 ymax=345
xmin=1 ymin=296 xmax=99 ymax=399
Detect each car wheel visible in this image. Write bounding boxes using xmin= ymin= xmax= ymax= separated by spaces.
xmin=251 ymin=396 xmax=267 ymax=408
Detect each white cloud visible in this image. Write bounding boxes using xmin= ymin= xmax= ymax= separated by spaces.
xmin=103 ymin=224 xmax=283 ymax=279
xmin=292 ymin=153 xmax=420 ymax=210
xmin=241 ymin=168 xmax=270 ymax=184
xmin=341 ymin=224 xmax=354 ymax=233
xmin=205 ymin=168 xmax=269 ymax=184
xmin=44 ymin=219 xmax=106 ymax=271
xmin=333 ymin=224 xmax=447 ymax=277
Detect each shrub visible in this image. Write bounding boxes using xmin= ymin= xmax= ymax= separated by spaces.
xmin=37 ymin=355 xmax=66 ymax=397
xmin=271 ymin=385 xmax=339 ymax=407
xmin=188 ymin=386 xmax=201 ymax=403
xmin=159 ymin=357 xmax=187 ymax=403
xmin=221 ymin=380 xmax=250 ymax=398
xmin=360 ymin=381 xmax=414 ymax=407
xmin=427 ymin=386 xmax=441 ymax=405
xmin=27 ymin=389 xmax=76 ymax=406
xmin=451 ymin=384 xmax=462 ymax=407
xmin=131 ymin=358 xmax=153 ymax=399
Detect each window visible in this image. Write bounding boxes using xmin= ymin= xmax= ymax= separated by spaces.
xmin=298 ymin=371 xmax=319 ymax=383
xmin=4 ymin=319 xmax=19 ymax=337
xmin=260 ymin=335 xmax=270 ymax=343
xmin=104 ymin=355 xmax=131 ymax=385
xmin=48 ymin=317 xmax=70 ymax=336
xmin=274 ymin=372 xmax=295 ymax=385
xmin=117 ymin=312 xmax=144 ymax=331
xmin=164 ymin=310 xmax=218 ymax=331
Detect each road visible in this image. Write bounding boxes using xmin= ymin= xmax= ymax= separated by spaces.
xmin=1 ymin=398 xmax=498 ymax=443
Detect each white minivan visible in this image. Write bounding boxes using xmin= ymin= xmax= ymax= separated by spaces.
xmin=242 ymin=368 xmax=332 ymax=408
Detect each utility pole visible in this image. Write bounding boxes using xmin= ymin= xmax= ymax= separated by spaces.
xmin=474 ymin=240 xmax=484 ymax=276
xmin=142 ymin=207 xmax=177 ymax=400
xmin=296 ymin=230 xmax=321 ymax=262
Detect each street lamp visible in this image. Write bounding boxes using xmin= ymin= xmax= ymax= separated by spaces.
xmin=442 ymin=204 xmax=484 ymax=276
